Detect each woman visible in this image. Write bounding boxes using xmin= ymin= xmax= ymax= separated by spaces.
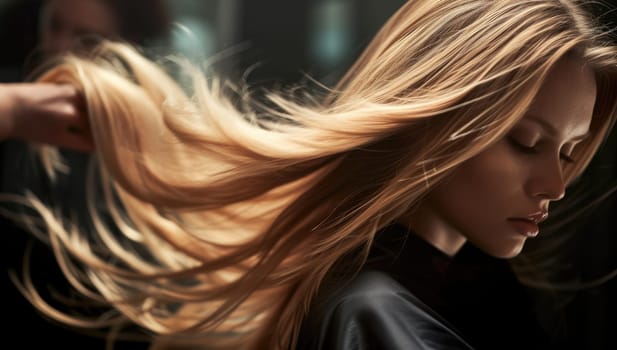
xmin=2 ymin=0 xmax=616 ymax=349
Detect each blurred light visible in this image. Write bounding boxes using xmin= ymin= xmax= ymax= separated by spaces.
xmin=309 ymin=0 xmax=354 ymax=69
xmin=171 ymin=17 xmax=216 ymax=60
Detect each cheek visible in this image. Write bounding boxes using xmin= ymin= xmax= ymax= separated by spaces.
xmin=446 ymin=145 xmax=523 ymax=207
xmin=465 ymin=142 xmax=531 ymax=195
xmin=429 ymin=142 xmax=529 ymax=236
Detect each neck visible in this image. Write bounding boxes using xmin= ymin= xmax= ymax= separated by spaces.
xmin=397 ymin=207 xmax=467 ymax=257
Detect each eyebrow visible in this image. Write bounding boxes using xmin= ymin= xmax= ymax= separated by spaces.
xmin=525 ymin=115 xmax=590 ymax=141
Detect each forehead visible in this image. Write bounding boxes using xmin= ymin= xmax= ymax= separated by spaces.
xmin=46 ymin=0 xmax=119 ymax=35
xmin=524 ymin=58 xmax=596 ymax=139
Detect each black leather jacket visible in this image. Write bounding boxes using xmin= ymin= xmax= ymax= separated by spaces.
xmin=297 ymin=270 xmax=474 ymax=349
xmin=296 ymin=223 xmax=550 ymax=349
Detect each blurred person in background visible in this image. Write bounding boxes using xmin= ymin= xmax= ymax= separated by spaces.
xmin=0 ymin=0 xmax=171 ymax=81
xmin=39 ymin=0 xmax=170 ymax=56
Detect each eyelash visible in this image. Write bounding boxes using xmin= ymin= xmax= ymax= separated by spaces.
xmin=508 ymin=138 xmax=576 ymax=164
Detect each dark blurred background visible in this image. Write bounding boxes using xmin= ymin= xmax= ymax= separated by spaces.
xmin=0 ymin=0 xmax=615 ymax=349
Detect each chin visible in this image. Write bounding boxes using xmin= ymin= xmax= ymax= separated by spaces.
xmin=475 ymin=240 xmax=526 ymax=259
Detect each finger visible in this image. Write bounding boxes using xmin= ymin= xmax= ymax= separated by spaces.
xmin=55 ymin=92 xmax=91 ymax=134
xmin=66 ymin=90 xmax=91 ymax=130
xmin=42 ymin=123 xmax=95 ymax=152
xmin=54 ymin=84 xmax=81 ymax=100
xmin=64 ymin=116 xmax=94 ymax=152
xmin=57 ymin=130 xmax=95 ymax=153
xmin=69 ymin=89 xmax=88 ymax=117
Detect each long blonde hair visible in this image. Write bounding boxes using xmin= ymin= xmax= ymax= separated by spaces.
xmin=8 ymin=0 xmax=617 ymax=349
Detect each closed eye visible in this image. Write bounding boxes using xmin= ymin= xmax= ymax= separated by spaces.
xmin=508 ymin=137 xmax=576 ymax=163
xmin=508 ymin=137 xmax=537 ymax=154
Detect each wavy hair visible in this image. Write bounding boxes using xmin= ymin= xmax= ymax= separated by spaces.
xmin=6 ymin=0 xmax=617 ymax=349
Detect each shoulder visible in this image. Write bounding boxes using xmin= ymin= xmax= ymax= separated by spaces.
xmin=296 ymin=270 xmax=473 ymax=350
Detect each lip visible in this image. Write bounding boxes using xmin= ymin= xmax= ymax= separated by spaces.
xmin=507 ymin=211 xmax=547 ymax=238
xmin=507 ymin=218 xmax=539 ymax=238
xmin=526 ymin=211 xmax=549 ymax=224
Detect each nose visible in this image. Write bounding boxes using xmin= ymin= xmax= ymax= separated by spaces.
xmin=525 ymin=158 xmax=566 ymax=201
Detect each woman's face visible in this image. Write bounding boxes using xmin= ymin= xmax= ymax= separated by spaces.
xmin=39 ymin=0 xmax=119 ymax=56
xmin=407 ymin=58 xmax=596 ymax=258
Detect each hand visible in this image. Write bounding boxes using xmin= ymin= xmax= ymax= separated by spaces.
xmin=0 ymin=83 xmax=93 ymax=152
